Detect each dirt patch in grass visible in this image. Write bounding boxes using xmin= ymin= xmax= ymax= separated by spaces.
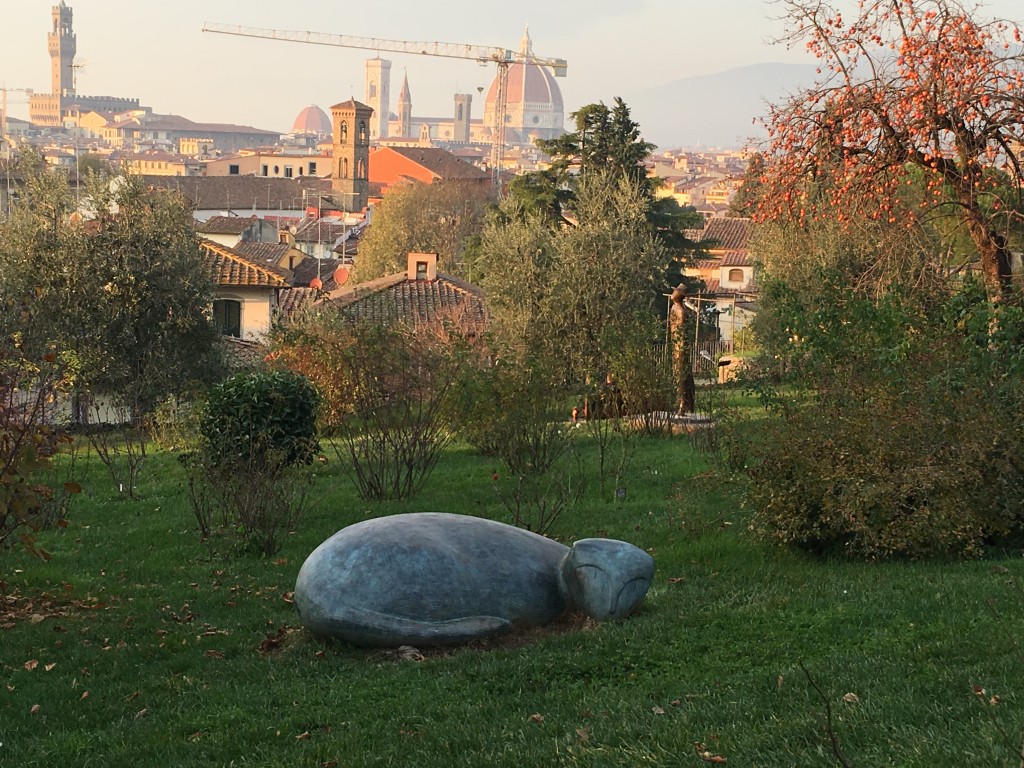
xmin=372 ymin=611 xmax=599 ymax=661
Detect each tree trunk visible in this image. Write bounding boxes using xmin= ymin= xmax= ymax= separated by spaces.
xmin=961 ymin=200 xmax=1014 ymax=303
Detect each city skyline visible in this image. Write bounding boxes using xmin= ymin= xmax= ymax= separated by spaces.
xmin=2 ymin=0 xmax=1023 ymax=148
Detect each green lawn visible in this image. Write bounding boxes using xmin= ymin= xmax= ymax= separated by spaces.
xmin=2 ymin=424 xmax=1023 ymax=767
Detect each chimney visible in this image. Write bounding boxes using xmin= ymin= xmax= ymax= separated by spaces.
xmin=407 ymin=251 xmax=437 ymax=281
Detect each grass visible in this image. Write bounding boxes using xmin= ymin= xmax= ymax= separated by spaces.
xmin=3 ymin=414 xmax=1024 ymax=767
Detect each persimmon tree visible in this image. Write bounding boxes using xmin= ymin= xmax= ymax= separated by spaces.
xmin=758 ymin=0 xmax=1024 ymax=302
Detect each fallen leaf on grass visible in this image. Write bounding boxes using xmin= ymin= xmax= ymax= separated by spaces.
xmin=668 ymin=577 xmax=685 ymax=584
xmin=134 ymin=708 xmax=148 ymax=719
xmin=30 ymin=704 xmax=40 ymax=714
xmin=528 ymin=713 xmax=544 ymax=725
xmin=24 ymin=659 xmax=39 ymax=671
xmin=694 ymin=742 xmax=727 ymax=763
xmin=842 ymin=692 xmax=859 ymax=704
xmin=281 ymin=592 xmax=294 ymax=604
xmin=652 ymin=705 xmax=665 ymax=715
xmin=80 ymin=690 xmax=89 ymax=701
xmin=44 ymin=663 xmax=56 ymax=672
xmin=29 ymin=613 xmax=45 ymax=624
xmin=204 ymin=650 xmax=225 ymax=659
xmin=576 ymin=726 xmax=590 ymax=744
xmin=125 ymin=691 xmax=140 ymax=702
xmin=295 ymin=731 xmax=310 ymax=740
xmin=777 ymin=675 xmax=784 ymax=690
xmin=320 ymin=761 xmax=339 ymax=768
xmin=259 ymin=626 xmax=292 ymax=655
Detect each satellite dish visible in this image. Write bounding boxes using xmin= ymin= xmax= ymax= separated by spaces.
xmin=288 ymin=225 xmax=298 ymax=235
xmin=334 ymin=266 xmax=349 ymax=286
xmin=309 ymin=276 xmax=323 ymax=291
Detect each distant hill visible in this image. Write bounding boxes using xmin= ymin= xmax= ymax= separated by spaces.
xmin=623 ymin=62 xmax=819 ymax=150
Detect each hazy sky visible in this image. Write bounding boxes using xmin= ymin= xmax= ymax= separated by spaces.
xmin=2 ymin=0 xmax=1022 ymax=142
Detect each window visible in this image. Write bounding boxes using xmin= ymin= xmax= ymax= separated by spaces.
xmin=369 ymin=82 xmax=377 ymax=98
xmin=308 ymin=161 xmax=317 ymax=175
xmin=261 ymin=164 xmax=268 ymax=176
xmin=228 ymin=164 xmax=239 ymax=175
xmin=339 ymin=121 xmax=348 ymax=142
xmin=416 ymin=261 xmax=428 ymax=279
xmin=213 ymin=299 xmax=241 ymax=337
xmin=728 ymin=268 xmax=744 ymax=283
xmin=273 ymin=165 xmax=280 ymax=175
xmin=284 ymin=166 xmax=293 ymax=178
xmin=457 ymin=104 xmax=464 ymax=120
xmin=358 ymin=121 xmax=366 ymax=142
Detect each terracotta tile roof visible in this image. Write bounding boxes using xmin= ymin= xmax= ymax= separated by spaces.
xmin=201 ymin=238 xmax=292 ymax=288
xmin=293 ymin=217 xmax=349 ymax=244
xmin=141 ymin=175 xmax=331 ymax=212
xmin=701 ymin=278 xmax=722 ymax=293
xmin=383 ymin=146 xmax=490 ymax=181
xmin=196 ymin=215 xmax=260 ymax=235
xmin=114 ymin=113 xmax=279 ymax=136
xmin=291 ymin=258 xmax=352 ymax=291
xmin=276 ymin=287 xmax=320 ymax=321
xmin=329 ymin=272 xmax=486 ymax=327
xmin=684 ymin=217 xmax=752 ymax=251
xmin=233 ymin=241 xmax=292 ymax=265
xmin=221 ymin=337 xmax=268 ymax=371
xmin=720 ymin=250 xmax=752 ymax=267
xmin=331 ymin=99 xmax=373 ymax=111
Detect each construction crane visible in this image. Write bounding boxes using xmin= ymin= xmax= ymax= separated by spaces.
xmin=201 ymin=23 xmax=567 ymax=188
xmin=1 ymin=87 xmax=34 ymax=137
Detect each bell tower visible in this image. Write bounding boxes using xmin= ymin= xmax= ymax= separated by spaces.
xmin=49 ymin=2 xmax=77 ymax=98
xmin=397 ymin=73 xmax=412 ymax=138
xmin=453 ymin=93 xmax=472 ymax=143
xmin=331 ymin=100 xmax=373 ymax=213
xmin=364 ymin=57 xmax=390 ymax=140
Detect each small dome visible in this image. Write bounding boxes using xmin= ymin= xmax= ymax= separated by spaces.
xmin=292 ymin=105 xmax=332 ymax=136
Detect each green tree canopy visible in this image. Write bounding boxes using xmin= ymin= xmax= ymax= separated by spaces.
xmin=0 ymin=155 xmax=223 ymax=420
xmin=354 ymin=181 xmax=493 ymax=281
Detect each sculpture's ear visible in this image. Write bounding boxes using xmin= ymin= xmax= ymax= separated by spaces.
xmin=562 ymin=545 xmax=611 ymax=619
xmin=563 ymin=539 xmax=654 ymax=622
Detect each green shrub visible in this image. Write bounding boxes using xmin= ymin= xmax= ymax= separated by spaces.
xmin=328 ymin=322 xmax=459 ymax=501
xmin=187 ymin=371 xmax=320 ymax=555
xmin=456 ymin=351 xmax=572 ymax=475
xmin=745 ymin=279 xmax=1024 ymax=559
xmin=199 ymin=370 xmax=320 ymax=470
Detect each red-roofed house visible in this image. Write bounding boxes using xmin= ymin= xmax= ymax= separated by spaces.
xmin=369 ymin=146 xmax=491 ymax=194
xmin=201 ymin=238 xmax=293 ymax=341
xmin=683 ymin=218 xmax=757 ymax=345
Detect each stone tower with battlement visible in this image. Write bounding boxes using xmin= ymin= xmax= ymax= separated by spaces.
xmin=49 ymin=1 xmax=76 ymax=98
xmin=31 ymin=2 xmax=143 ymax=127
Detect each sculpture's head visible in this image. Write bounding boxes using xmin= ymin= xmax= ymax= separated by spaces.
xmin=561 ymin=539 xmax=654 ymax=621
